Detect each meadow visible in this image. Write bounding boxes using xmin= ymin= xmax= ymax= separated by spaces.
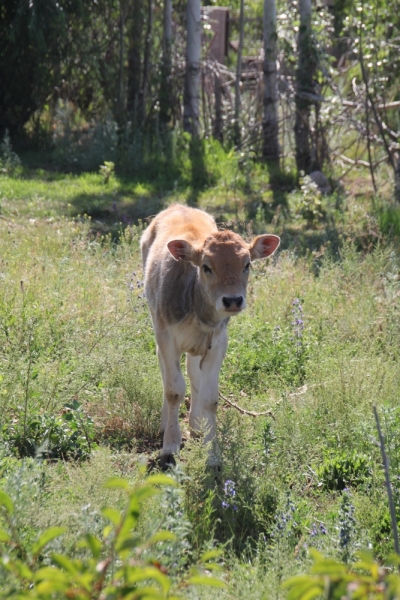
xmin=0 ymin=148 xmax=400 ymax=598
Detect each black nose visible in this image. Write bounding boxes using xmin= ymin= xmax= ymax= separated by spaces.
xmin=222 ymin=296 xmax=243 ymax=309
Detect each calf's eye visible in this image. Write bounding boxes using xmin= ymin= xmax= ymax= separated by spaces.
xmin=203 ymin=264 xmax=212 ymax=274
xmin=244 ymin=262 xmax=250 ymax=272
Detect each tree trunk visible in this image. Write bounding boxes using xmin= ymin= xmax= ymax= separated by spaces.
xmin=262 ymin=0 xmax=279 ymax=163
xmin=213 ymin=71 xmax=223 ymax=142
xmin=127 ymin=0 xmax=144 ymax=127
xmin=160 ymin=0 xmax=172 ymax=125
xmin=183 ymin=0 xmax=201 ymax=135
xmin=117 ymin=0 xmax=128 ymax=124
xmin=139 ymin=0 xmax=153 ymax=124
xmin=234 ymin=0 xmax=244 ymax=146
xmin=294 ymin=0 xmax=316 ymax=174
xmin=395 ymin=155 xmax=400 ymax=203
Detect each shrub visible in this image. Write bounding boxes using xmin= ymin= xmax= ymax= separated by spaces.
xmin=2 ymin=401 xmax=96 ymax=461
xmin=0 ymin=471 xmax=224 ymax=598
xmin=317 ymin=452 xmax=372 ymax=491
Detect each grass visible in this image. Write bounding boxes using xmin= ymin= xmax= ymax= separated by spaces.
xmin=0 ymin=145 xmax=400 ymax=597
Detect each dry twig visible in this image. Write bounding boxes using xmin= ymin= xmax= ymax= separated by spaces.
xmin=219 ymin=391 xmax=275 ymax=419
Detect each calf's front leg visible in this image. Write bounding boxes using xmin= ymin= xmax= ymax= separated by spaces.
xmin=186 ymin=327 xmax=227 ymax=466
xmin=156 ymin=333 xmax=186 ymax=467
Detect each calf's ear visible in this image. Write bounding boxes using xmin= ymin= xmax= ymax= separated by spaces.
xmin=250 ymin=234 xmax=280 ymax=260
xmin=167 ymin=240 xmax=201 ymax=265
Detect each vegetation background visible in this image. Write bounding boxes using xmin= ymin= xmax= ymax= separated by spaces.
xmin=1 ymin=0 xmax=400 ymax=597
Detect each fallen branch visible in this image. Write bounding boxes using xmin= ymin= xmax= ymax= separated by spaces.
xmin=219 ymin=392 xmax=274 ymax=419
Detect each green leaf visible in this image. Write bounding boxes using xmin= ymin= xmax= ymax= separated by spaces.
xmin=145 ymin=474 xmax=178 ymax=487
xmin=125 ymin=566 xmax=171 ymax=594
xmin=188 ymin=575 xmax=225 ymax=588
xmin=147 ymin=531 xmax=176 ymax=544
xmin=133 ymin=485 xmax=159 ymax=503
xmin=103 ymin=524 xmax=113 ymax=538
xmin=10 ymin=559 xmax=34 ymax=580
xmin=36 ymin=580 xmax=69 ymax=594
xmin=200 ymin=549 xmax=222 ymax=563
xmin=0 ymin=529 xmax=11 ymax=542
xmin=101 ymin=506 xmax=122 ymax=526
xmin=32 ymin=527 xmax=66 ymax=557
xmin=0 ymin=490 xmax=13 ymax=515
xmin=34 ymin=566 xmax=69 ymax=584
xmin=116 ymin=536 xmax=142 ymax=551
xmin=104 ymin=477 xmax=130 ymax=490
xmin=51 ymin=553 xmax=79 ymax=575
xmin=84 ymin=534 xmax=102 ymax=559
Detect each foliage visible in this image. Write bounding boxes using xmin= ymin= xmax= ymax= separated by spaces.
xmin=2 ymin=401 xmax=96 ymax=461
xmin=317 ymin=452 xmax=372 ymax=491
xmin=0 ymin=471 xmax=224 ymax=598
xmin=0 ymin=130 xmax=21 ymax=175
xmin=284 ymin=549 xmax=400 ymax=600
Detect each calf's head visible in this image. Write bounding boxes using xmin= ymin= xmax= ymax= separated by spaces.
xmin=168 ymin=230 xmax=280 ymax=316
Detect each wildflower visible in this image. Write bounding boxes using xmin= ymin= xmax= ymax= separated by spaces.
xmin=222 ymin=480 xmax=238 ymax=511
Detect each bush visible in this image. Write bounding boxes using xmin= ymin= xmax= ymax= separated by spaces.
xmin=317 ymin=452 xmax=372 ymax=491
xmin=0 ymin=471 xmax=224 ymax=598
xmin=2 ymin=401 xmax=96 ymax=461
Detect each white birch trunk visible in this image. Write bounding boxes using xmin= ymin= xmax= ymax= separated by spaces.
xmin=183 ymin=0 xmax=201 ymax=135
xmin=263 ymin=0 xmax=279 ymax=162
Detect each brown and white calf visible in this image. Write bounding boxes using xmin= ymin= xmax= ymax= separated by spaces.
xmin=141 ymin=205 xmax=280 ymax=466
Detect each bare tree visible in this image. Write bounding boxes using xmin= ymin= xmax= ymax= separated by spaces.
xmin=262 ymin=0 xmax=279 ymax=163
xmin=183 ymin=0 xmax=201 ymax=135
xmin=294 ymin=0 xmax=316 ymax=174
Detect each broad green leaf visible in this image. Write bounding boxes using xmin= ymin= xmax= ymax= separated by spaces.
xmin=104 ymin=477 xmax=130 ymax=490
xmin=103 ymin=524 xmax=113 ymax=538
xmin=133 ymin=485 xmax=159 ymax=503
xmin=125 ymin=566 xmax=171 ymax=594
xmin=122 ymin=586 xmax=166 ymax=600
xmin=10 ymin=559 xmax=33 ymax=580
xmin=51 ymin=553 xmax=79 ymax=575
xmin=0 ymin=529 xmax=11 ymax=542
xmin=84 ymin=534 xmax=102 ymax=559
xmin=145 ymin=474 xmax=177 ymax=487
xmin=200 ymin=549 xmax=222 ymax=563
xmin=36 ymin=581 xmax=69 ymax=594
xmin=310 ymin=559 xmax=347 ymax=576
xmin=199 ymin=562 xmax=221 ymax=571
xmin=147 ymin=531 xmax=176 ymax=544
xmin=283 ymin=575 xmax=319 ymax=590
xmin=34 ymin=567 xmax=69 ymax=583
xmin=188 ymin=575 xmax=225 ymax=588
xmin=116 ymin=535 xmax=142 ymax=552
xmin=101 ymin=506 xmax=122 ymax=526
xmin=32 ymin=527 xmax=66 ymax=557
xmin=0 ymin=490 xmax=13 ymax=515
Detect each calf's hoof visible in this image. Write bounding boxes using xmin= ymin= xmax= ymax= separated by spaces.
xmin=159 ymin=453 xmax=176 ymax=471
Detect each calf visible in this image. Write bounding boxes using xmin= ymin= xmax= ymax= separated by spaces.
xmin=141 ymin=205 xmax=280 ymax=467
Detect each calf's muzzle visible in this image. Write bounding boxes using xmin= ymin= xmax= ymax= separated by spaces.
xmin=222 ymin=295 xmax=244 ymax=310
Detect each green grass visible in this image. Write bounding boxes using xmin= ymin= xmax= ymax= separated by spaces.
xmin=0 ymin=150 xmax=400 ymax=597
